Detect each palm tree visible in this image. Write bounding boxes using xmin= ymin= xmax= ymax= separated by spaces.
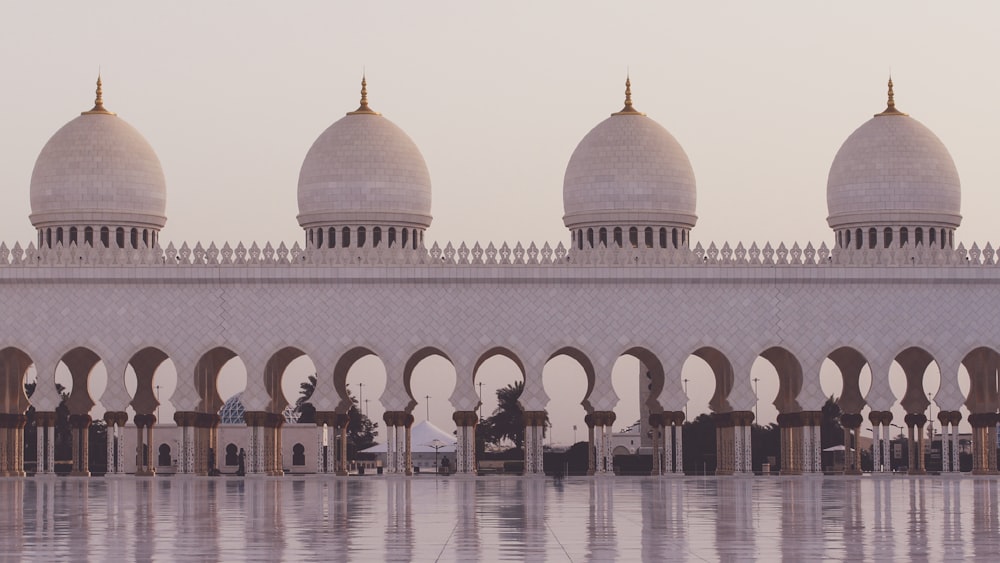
xmin=481 ymin=380 xmax=547 ymax=450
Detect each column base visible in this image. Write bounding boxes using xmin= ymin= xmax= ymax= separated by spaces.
xmin=843 ymin=469 xmax=863 ymax=476
xmin=906 ymin=469 xmax=927 ymax=476
xmin=335 ymin=470 xmax=348 ymax=477
xmin=134 ymin=469 xmax=156 ymax=477
xmin=971 ymin=469 xmax=1000 ymax=475
xmin=69 ymin=470 xmax=91 ymax=477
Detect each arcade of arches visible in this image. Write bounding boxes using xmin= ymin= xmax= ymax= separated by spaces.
xmin=1 ymin=339 xmax=997 ymax=478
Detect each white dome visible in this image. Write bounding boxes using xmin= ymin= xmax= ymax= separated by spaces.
xmin=827 ymin=97 xmax=961 ymax=230
xmin=30 ymin=106 xmax=167 ymax=231
xmin=563 ymin=97 xmax=696 ymax=230
xmin=297 ymin=87 xmax=431 ymax=230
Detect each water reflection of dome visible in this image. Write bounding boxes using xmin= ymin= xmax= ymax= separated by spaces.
xmin=218 ymin=392 xmax=300 ymax=424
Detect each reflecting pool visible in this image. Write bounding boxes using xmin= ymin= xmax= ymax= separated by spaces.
xmin=2 ymin=475 xmax=998 ymax=561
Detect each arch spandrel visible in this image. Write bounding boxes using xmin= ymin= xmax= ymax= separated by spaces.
xmin=615 ymin=347 xmax=668 ymax=414
xmin=253 ymin=346 xmax=309 ymax=414
xmin=894 ymin=346 xmax=937 ymax=414
xmin=192 ymin=346 xmax=240 ymax=413
xmin=402 ymin=346 xmax=455 ymax=414
xmin=124 ymin=347 xmax=170 ymax=415
xmin=0 ymin=347 xmax=33 ymax=414
xmin=961 ymin=347 xmax=1000 ymax=414
xmin=546 ymin=346 xmax=601 ymax=413
xmin=758 ymin=346 xmax=804 ymax=414
xmin=58 ymin=347 xmax=101 ymax=415
xmin=97 ymin=356 xmax=132 ymax=413
xmin=688 ymin=346 xmax=735 ymax=413
xmin=827 ymin=346 xmax=870 ymax=414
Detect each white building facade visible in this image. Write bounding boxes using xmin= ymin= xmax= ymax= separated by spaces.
xmin=0 ymin=76 xmax=997 ymax=478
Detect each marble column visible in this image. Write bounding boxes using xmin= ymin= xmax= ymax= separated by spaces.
xmin=314 ymin=413 xmax=336 ymax=474
xmin=335 ymin=413 xmax=350 ymax=476
xmin=904 ymin=413 xmax=928 ymax=475
xmin=103 ymin=411 xmax=128 ymax=476
xmin=244 ymin=411 xmax=266 ymax=475
xmin=173 ymin=411 xmax=198 ymax=474
xmin=800 ymin=411 xmax=822 ymax=473
xmin=777 ymin=412 xmax=802 ymax=475
xmin=452 ymin=411 xmax=478 ymax=474
xmin=585 ymin=413 xmax=596 ymax=475
xmin=132 ymin=414 xmax=156 ymax=476
xmin=868 ymin=411 xmax=892 ymax=473
xmin=937 ymin=411 xmax=961 ymax=473
xmin=840 ymin=413 xmax=863 ymax=475
xmin=969 ymin=412 xmax=999 ymax=475
xmin=523 ymin=411 xmax=547 ymax=475
xmin=404 ymin=413 xmax=414 ymax=476
xmin=0 ymin=414 xmax=10 ymax=476
xmin=590 ymin=411 xmax=615 ymax=475
xmin=672 ymin=412 xmax=685 ymax=475
xmin=34 ymin=412 xmax=56 ymax=475
xmin=68 ymin=414 xmax=92 ymax=477
xmin=649 ymin=413 xmax=664 ymax=476
xmin=713 ymin=411 xmax=754 ymax=475
xmin=383 ymin=413 xmax=398 ymax=474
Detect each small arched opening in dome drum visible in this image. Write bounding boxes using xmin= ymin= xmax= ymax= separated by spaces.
xmin=900 ymin=228 xmax=909 ymax=247
xmin=328 ymin=227 xmax=335 ymax=249
xmin=884 ymin=228 xmax=893 ymax=248
xmin=84 ymin=227 xmax=93 ymax=246
xmin=629 ymin=227 xmax=638 ymax=248
xmin=613 ymin=227 xmax=622 ymax=248
xmin=100 ymin=227 xmax=109 ymax=248
xmin=357 ymin=227 xmax=367 ymax=248
xmin=644 ymin=227 xmax=653 ymax=248
xmin=316 ymin=228 xmax=323 ymax=248
xmin=915 ymin=228 xmax=924 ymax=247
xmin=587 ymin=228 xmax=594 ymax=249
xmin=342 ymin=227 xmax=351 ymax=247
xmin=373 ymin=227 xmax=382 ymax=247
xmin=868 ymin=228 xmax=877 ymax=249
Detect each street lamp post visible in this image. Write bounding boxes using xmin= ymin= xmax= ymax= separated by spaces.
xmin=364 ymin=399 xmax=369 ymax=418
xmin=155 ymin=384 xmax=160 ymax=421
xmin=425 ymin=395 xmax=431 ymax=422
xmin=426 ymin=439 xmax=446 ymax=475
xmin=358 ymin=382 xmax=364 ymax=413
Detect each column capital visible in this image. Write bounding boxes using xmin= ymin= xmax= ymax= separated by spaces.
xmin=968 ymin=412 xmax=999 ymax=428
xmin=523 ymin=410 xmax=548 ymax=426
xmin=68 ymin=414 xmax=92 ymax=429
xmin=452 ymin=410 xmax=479 ymax=426
xmin=938 ymin=410 xmax=962 ymax=426
xmin=174 ymin=411 xmax=199 ymax=426
xmin=590 ymin=411 xmax=616 ymax=427
xmin=34 ymin=411 xmax=57 ymax=426
xmin=104 ymin=411 xmax=129 ymax=427
xmin=839 ymin=412 xmax=864 ymax=429
xmin=133 ymin=413 xmax=157 ymax=428
xmin=315 ymin=411 xmax=338 ymax=426
xmin=903 ymin=413 xmax=928 ymax=428
xmin=868 ymin=410 xmax=893 ymax=426
xmin=800 ymin=410 xmax=823 ymax=426
xmin=777 ymin=412 xmax=803 ymax=428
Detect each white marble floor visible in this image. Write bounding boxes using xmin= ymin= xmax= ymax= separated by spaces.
xmin=1 ymin=475 xmax=997 ymax=561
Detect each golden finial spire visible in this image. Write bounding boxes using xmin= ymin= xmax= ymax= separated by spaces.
xmin=875 ymin=75 xmax=906 ymax=117
xmin=82 ymin=73 xmax=115 ymax=115
xmin=347 ymin=73 xmax=380 ymax=115
xmin=612 ymin=73 xmax=644 ymax=116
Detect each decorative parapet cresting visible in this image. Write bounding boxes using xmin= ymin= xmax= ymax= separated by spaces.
xmin=0 ymin=240 xmax=994 ymax=268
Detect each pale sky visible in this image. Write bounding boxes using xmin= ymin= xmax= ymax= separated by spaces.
xmin=3 ymin=2 xmax=997 ymax=443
